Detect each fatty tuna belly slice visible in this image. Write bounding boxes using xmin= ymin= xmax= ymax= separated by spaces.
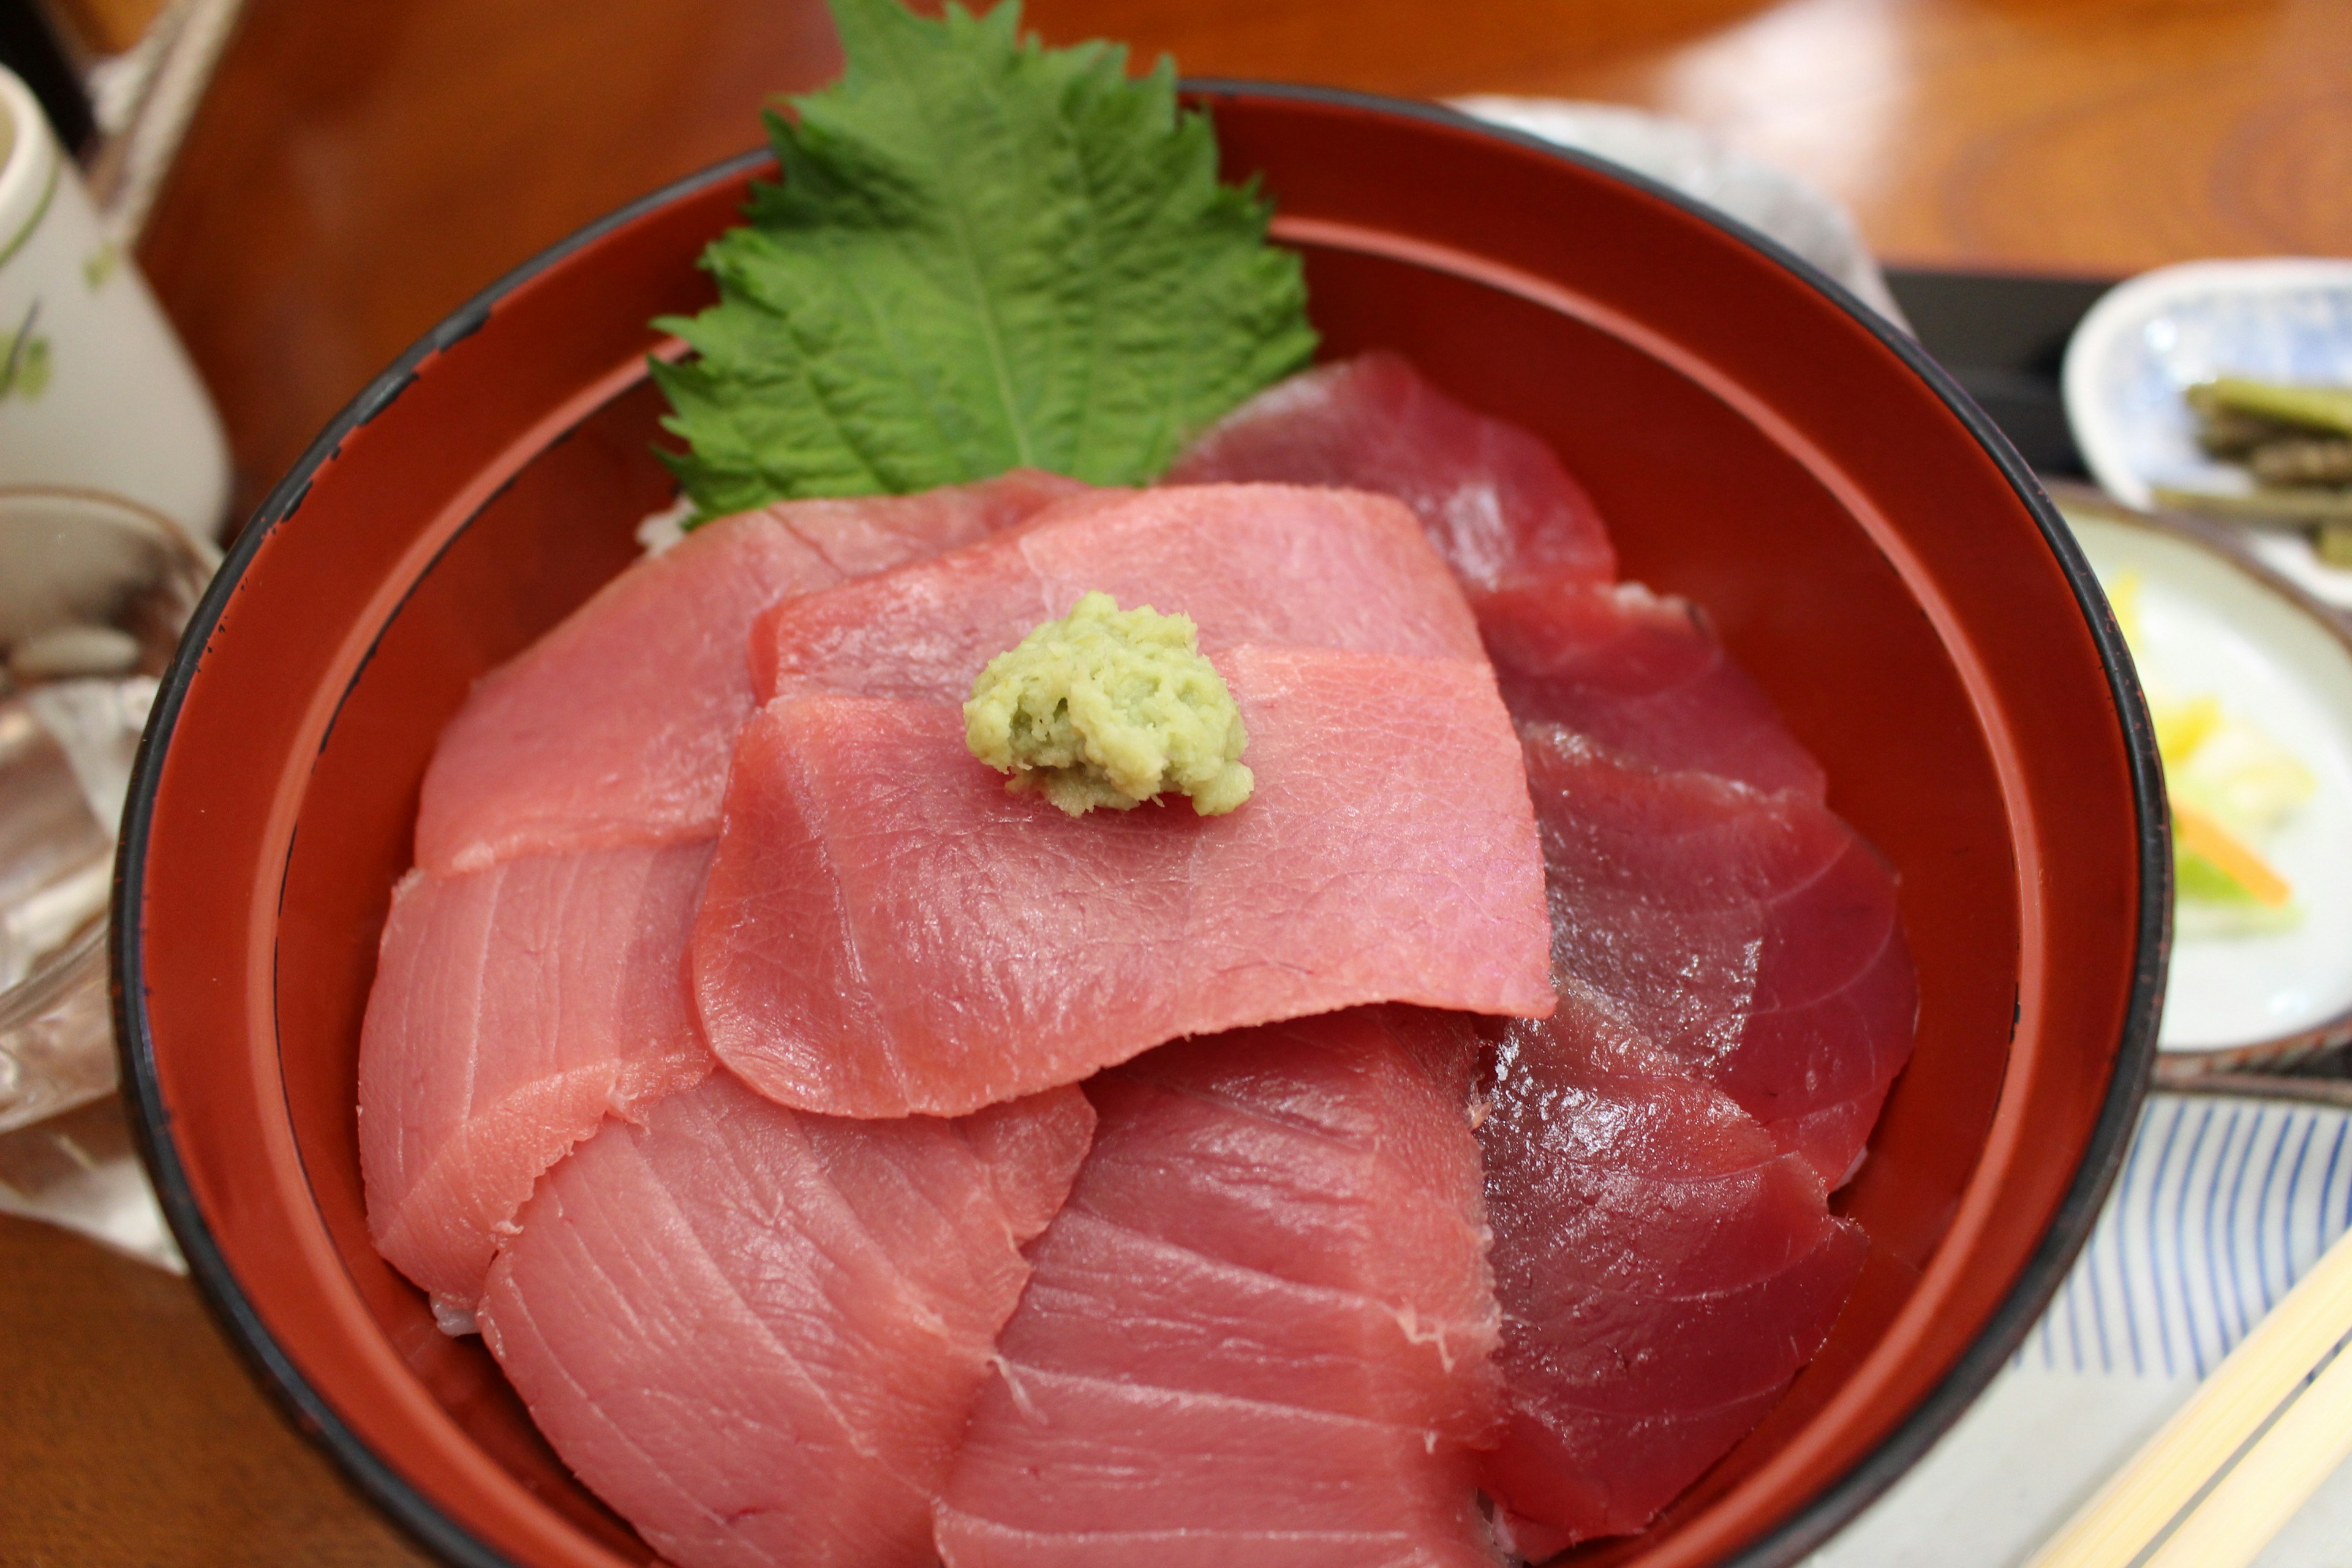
xmin=358 ymin=840 xmax=715 ymax=1321
xmin=479 ymin=1074 xmax=1095 ymax=1568
xmin=749 ymin=482 xmax=1483 ymax=706
xmin=693 ymin=644 xmax=1555 ymax=1118
xmin=1476 ymin=576 xmax=1826 ymax=801
xmin=414 ymin=470 xmax=1086 ymax=875
xmin=1474 ymin=982 xmax=1866 ymax=1554
xmin=1522 ymin=725 xmax=1917 ymax=1188
xmin=1166 ymin=352 xmax=1615 ymax=592
xmin=934 ymin=1009 xmax=1504 ymax=1568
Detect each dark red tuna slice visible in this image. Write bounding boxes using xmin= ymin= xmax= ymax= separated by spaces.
xmin=692 ymin=644 xmax=1554 ymax=1118
xmin=1476 ymin=576 xmax=1825 ymax=800
xmin=358 ymin=840 xmax=715 ymax=1322
xmin=414 ymin=470 xmax=1086 ymax=875
xmin=1471 ymin=983 xmax=1866 ymax=1553
xmin=1166 ymin=352 xmax=1614 ymax=592
xmin=933 ymin=1009 xmax=1502 ymax=1568
xmin=748 ymin=483 xmax=1483 ymax=707
xmin=478 ymin=1074 xmax=1095 ymax=1568
xmin=1520 ymin=724 xmax=1916 ymax=1187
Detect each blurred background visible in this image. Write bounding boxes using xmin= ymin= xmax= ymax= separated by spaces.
xmin=1 ymin=0 xmax=2348 ymax=1561
xmin=10 ymin=0 xmax=2350 ymax=523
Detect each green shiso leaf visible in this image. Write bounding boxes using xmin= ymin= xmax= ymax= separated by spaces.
xmin=652 ymin=0 xmax=1316 ymax=518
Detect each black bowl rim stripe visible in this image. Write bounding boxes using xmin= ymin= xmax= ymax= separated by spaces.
xmin=109 ymin=80 xmax=2166 ymax=1568
xmin=111 ymin=144 xmax=772 ymax=1568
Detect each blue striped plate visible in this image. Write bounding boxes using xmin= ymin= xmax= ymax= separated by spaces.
xmin=1807 ymin=1093 xmax=2352 ymax=1566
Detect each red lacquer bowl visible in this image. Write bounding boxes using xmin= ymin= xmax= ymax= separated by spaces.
xmin=115 ymin=85 xmax=2165 ymax=1568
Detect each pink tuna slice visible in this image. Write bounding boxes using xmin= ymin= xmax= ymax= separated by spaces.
xmin=1166 ymin=352 xmax=1615 ymax=592
xmin=358 ymin=840 xmax=715 ymax=1322
xmin=748 ymin=482 xmax=1484 ymax=706
xmin=1472 ymin=981 xmax=1866 ymax=1554
xmin=413 ymin=470 xmax=1088 ymax=875
xmin=692 ymin=644 xmax=1555 ymax=1118
xmin=1476 ymin=575 xmax=1826 ymax=800
xmin=478 ymin=1072 xmax=1095 ymax=1568
xmin=933 ymin=1009 xmax=1503 ymax=1568
xmin=1520 ymin=725 xmax=1917 ymax=1188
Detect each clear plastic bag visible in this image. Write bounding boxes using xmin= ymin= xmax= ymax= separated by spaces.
xmin=0 ymin=489 xmax=214 ymax=1268
xmin=0 ymin=1091 xmax=183 ymax=1270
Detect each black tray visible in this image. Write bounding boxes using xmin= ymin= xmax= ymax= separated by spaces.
xmin=1884 ymin=266 xmax=2117 ymax=478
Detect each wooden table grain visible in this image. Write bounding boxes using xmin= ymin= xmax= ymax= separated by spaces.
xmin=9 ymin=0 xmax=2345 ymax=1562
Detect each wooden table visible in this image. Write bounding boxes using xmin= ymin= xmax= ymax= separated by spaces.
xmin=7 ymin=0 xmax=2346 ymax=1561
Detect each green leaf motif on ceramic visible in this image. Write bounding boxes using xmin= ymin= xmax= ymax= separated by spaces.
xmin=1 ymin=304 xmax=51 ymax=403
xmin=652 ymin=0 xmax=1316 ymax=521
xmin=83 ymin=241 xmax=121 ymax=291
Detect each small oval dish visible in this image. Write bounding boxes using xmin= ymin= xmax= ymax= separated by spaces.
xmin=2056 ymin=486 xmax=2352 ymax=1069
xmin=2062 ymin=259 xmax=2352 ymax=606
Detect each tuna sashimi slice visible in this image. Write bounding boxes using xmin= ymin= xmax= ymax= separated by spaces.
xmin=1521 ymin=725 xmax=1917 ymax=1188
xmin=1474 ymin=984 xmax=1866 ymax=1551
xmin=1166 ymin=352 xmax=1615 ymax=592
xmin=358 ymin=840 xmax=715 ymax=1320
xmin=749 ymin=483 xmax=1483 ymax=706
xmin=1476 ymin=576 xmax=1825 ymax=800
xmin=479 ymin=1074 xmax=1095 ymax=1568
xmin=693 ymin=644 xmax=1554 ymax=1118
xmin=934 ymin=1009 xmax=1502 ymax=1568
xmin=415 ymin=470 xmax=1085 ymax=875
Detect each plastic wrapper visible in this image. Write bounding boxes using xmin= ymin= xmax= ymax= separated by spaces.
xmin=0 ymin=678 xmax=153 ymax=1133
xmin=0 ymin=1091 xmax=183 ymax=1271
xmin=0 ymin=490 xmax=214 ymax=1270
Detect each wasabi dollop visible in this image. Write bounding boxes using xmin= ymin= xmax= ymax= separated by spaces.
xmin=964 ymin=592 xmax=1253 ymax=817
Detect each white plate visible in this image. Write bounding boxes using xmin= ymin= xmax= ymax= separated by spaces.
xmin=2062 ymin=500 xmax=2352 ymax=1055
xmin=2061 ymin=258 xmax=2352 ymax=608
xmin=1808 ymin=1092 xmax=2352 ymax=1567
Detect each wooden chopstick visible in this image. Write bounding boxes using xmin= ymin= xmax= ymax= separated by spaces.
xmin=2025 ymin=1224 xmax=2352 ymax=1568
xmin=2141 ymin=1329 xmax=2352 ymax=1567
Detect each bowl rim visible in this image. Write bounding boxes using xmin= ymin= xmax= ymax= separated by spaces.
xmin=111 ymin=80 xmax=2169 ymax=1568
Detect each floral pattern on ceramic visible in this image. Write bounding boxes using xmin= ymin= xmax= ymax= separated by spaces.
xmin=1 ymin=301 xmax=51 ymax=401
xmin=0 ymin=67 xmax=228 ymax=537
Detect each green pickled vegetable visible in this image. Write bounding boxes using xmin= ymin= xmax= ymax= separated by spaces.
xmin=2153 ymin=485 xmax=2352 ymax=525
xmin=2189 ymin=377 xmax=2352 ymax=440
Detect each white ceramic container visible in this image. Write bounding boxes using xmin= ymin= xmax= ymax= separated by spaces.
xmin=2060 ymin=496 xmax=2352 ymax=1060
xmin=0 ymin=65 xmax=229 ymax=539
